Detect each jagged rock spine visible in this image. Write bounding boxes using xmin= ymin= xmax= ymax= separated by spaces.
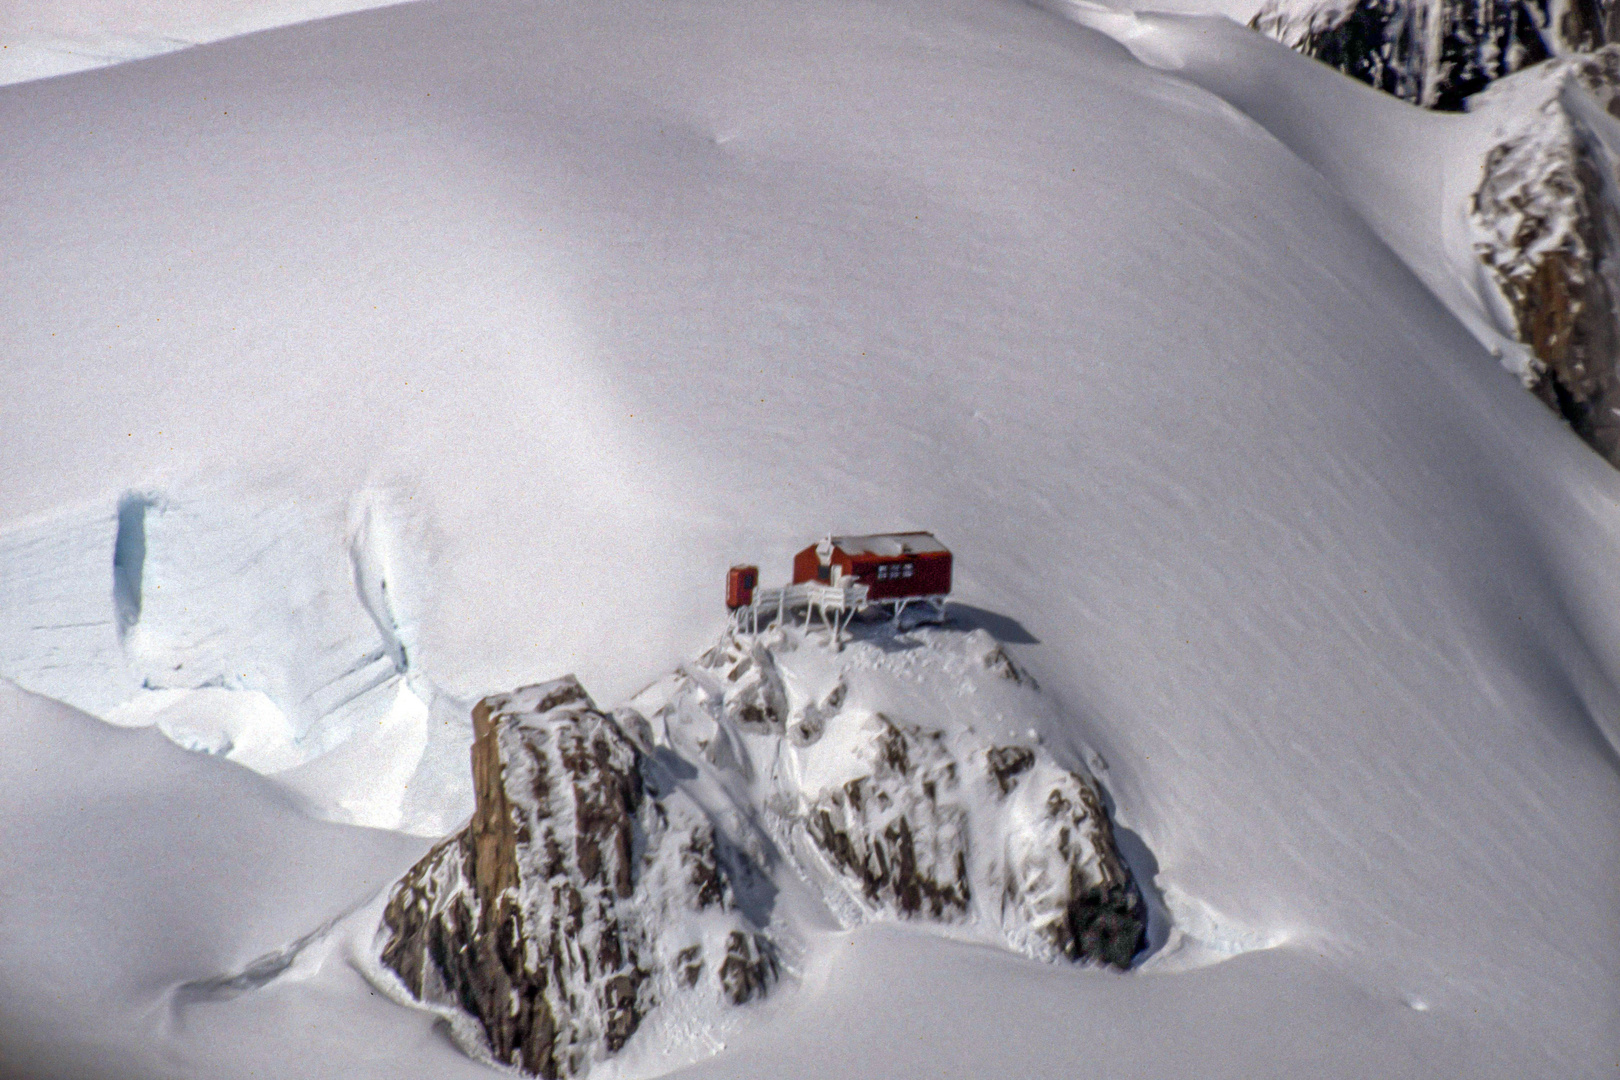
xmin=375 ymin=678 xmax=775 ymax=1080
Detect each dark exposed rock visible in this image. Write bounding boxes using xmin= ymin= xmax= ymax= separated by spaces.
xmin=717 ymin=930 xmax=778 ymax=1005
xmin=1253 ymin=0 xmax=1620 ymax=465
xmin=1251 ymin=0 xmax=1609 ymax=109
xmin=791 ymin=711 xmax=1147 ymax=968
xmin=986 ymin=745 xmax=1036 ymax=795
xmin=379 ymin=627 xmax=1156 ymax=1079
xmin=376 ymin=677 xmax=775 ymax=1079
xmin=1032 ymin=782 xmax=1146 ymax=967
xmin=675 ymin=945 xmax=704 ymax=988
xmin=683 ymin=626 xmax=1150 ymax=968
xmin=802 ymin=715 xmax=972 ymax=920
xmin=682 ymin=830 xmax=730 ymax=910
xmin=1063 ymin=881 xmax=1149 ymax=970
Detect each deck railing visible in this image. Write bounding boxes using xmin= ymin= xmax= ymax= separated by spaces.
xmin=732 ymin=579 xmax=945 ymax=641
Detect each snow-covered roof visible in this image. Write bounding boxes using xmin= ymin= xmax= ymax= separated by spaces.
xmin=830 ymin=532 xmax=948 ymax=557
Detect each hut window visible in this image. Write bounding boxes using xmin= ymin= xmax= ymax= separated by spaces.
xmin=902 ymin=563 xmax=914 ymax=578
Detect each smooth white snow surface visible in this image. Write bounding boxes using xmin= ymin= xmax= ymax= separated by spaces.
xmin=0 ymin=0 xmax=1266 ymax=87
xmin=0 ymin=679 xmax=481 ymax=1080
xmin=2 ymin=0 xmax=1618 ymax=1076
xmin=0 ymin=0 xmax=412 ymax=85
xmin=1057 ymin=5 xmax=1552 ymax=376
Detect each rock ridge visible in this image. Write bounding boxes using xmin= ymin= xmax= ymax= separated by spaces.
xmin=376 ymin=626 xmax=1151 ymax=1078
xmin=1250 ymin=0 xmax=1611 ymax=109
xmin=376 ymin=676 xmax=775 ymax=1080
xmin=1469 ymin=45 xmax=1620 ymax=460
xmin=1251 ymin=1 xmax=1620 ymax=465
xmin=645 ymin=626 xmax=1148 ymax=970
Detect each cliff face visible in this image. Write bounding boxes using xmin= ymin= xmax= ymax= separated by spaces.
xmin=376 ymin=678 xmax=775 ymax=1080
xmin=1250 ymin=0 xmax=1609 ymax=109
xmin=1470 ymin=46 xmax=1620 ymax=460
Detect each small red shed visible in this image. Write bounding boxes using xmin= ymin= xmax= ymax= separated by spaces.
xmin=726 ymin=565 xmax=759 ymax=610
xmin=791 ymin=532 xmax=952 ymax=600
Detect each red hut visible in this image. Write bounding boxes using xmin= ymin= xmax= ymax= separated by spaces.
xmin=791 ymin=532 xmax=952 ymax=600
xmin=726 ymin=565 xmax=759 ymax=610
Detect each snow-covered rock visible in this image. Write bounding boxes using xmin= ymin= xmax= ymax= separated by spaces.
xmin=1250 ymin=0 xmax=1611 ymax=108
xmin=1254 ymin=0 xmax=1612 ymax=104
xmin=1468 ymin=45 xmax=1620 ymax=457
xmin=636 ymin=624 xmax=1148 ymax=970
xmin=799 ymin=711 xmax=975 ymax=921
xmin=375 ymin=677 xmax=776 ymax=1080
xmin=702 ymin=636 xmax=790 ymax=733
xmin=377 ymin=624 xmax=1146 ymax=1078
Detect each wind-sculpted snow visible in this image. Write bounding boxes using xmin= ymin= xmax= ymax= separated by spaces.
xmin=0 ymin=0 xmax=415 ymax=86
xmin=1241 ymin=0 xmax=1620 ymax=470
xmin=1074 ymin=7 xmax=1620 ymax=466
xmin=0 ymin=484 xmax=474 ymax=835
xmin=6 ymin=0 xmax=1620 ymax=1073
xmin=376 ymin=677 xmax=778 ymax=1080
xmin=1237 ymin=0 xmax=1620 ymax=467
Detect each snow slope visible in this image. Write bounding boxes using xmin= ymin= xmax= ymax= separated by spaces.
xmin=1057 ymin=6 xmax=1535 ymax=365
xmin=0 ymin=680 xmax=490 ymax=1080
xmin=0 ymin=0 xmax=411 ymax=85
xmin=2 ymin=0 xmax=1618 ymax=1075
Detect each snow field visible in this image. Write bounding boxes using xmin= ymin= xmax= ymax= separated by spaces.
xmin=0 ymin=0 xmax=416 ymax=86
xmin=1 ymin=0 xmax=1617 ymax=1074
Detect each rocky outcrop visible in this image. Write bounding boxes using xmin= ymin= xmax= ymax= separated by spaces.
xmin=699 ymin=635 xmax=788 ymax=732
xmin=1251 ymin=0 xmax=1611 ymax=109
xmin=649 ymin=625 xmax=1148 ymax=970
xmin=994 ymin=756 xmax=1146 ymax=968
xmin=377 ymin=626 xmax=1150 ymax=1080
xmin=786 ymin=710 xmax=1144 ymax=968
xmin=376 ymin=677 xmax=775 ymax=1080
xmin=1469 ymin=46 xmax=1620 ymax=460
xmin=802 ymin=715 xmax=973 ymax=920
